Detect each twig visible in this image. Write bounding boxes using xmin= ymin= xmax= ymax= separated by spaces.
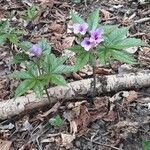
xmin=134 ymin=17 xmax=150 ymax=23
xmin=82 ymin=136 xmax=123 ymax=150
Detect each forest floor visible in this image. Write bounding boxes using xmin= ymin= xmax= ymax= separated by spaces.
xmin=0 ymin=0 xmax=150 ymax=150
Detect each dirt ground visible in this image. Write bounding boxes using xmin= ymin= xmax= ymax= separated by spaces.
xmin=0 ymin=0 xmax=150 ymax=150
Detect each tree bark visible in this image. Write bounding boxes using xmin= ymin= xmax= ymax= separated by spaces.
xmin=0 ymin=72 xmax=150 ymax=120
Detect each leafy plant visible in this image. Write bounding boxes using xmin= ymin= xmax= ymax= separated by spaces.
xmin=11 ymin=38 xmax=74 ymax=104
xmin=69 ymin=9 xmax=147 ymax=98
xmin=50 ymin=115 xmax=63 ymax=127
xmin=23 ymin=6 xmax=39 ymax=21
xmin=143 ymin=141 xmax=150 ymax=150
xmin=0 ymin=20 xmax=25 ymax=45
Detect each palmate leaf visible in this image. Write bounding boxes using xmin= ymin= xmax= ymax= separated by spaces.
xmin=99 ymin=25 xmax=118 ymax=35
xmin=51 ymin=115 xmax=63 ymax=127
xmin=15 ymin=79 xmax=36 ymax=97
xmin=143 ymin=141 xmax=150 ymax=150
xmin=33 ymin=81 xmax=44 ymax=98
xmin=111 ymin=50 xmax=137 ymax=64
xmin=75 ymin=52 xmax=90 ymax=71
xmin=38 ymin=38 xmax=51 ymax=55
xmin=107 ymin=27 xmax=129 ymax=44
xmin=87 ymin=9 xmax=99 ymax=31
xmin=10 ymin=71 xmax=33 ymax=79
xmin=18 ymin=41 xmax=32 ymax=51
xmin=68 ymin=45 xmax=85 ymax=54
xmin=70 ymin=11 xmax=85 ymax=24
xmin=11 ymin=52 xmax=30 ymax=64
xmin=50 ymin=74 xmax=67 ymax=85
xmin=111 ymin=38 xmax=146 ymax=49
xmin=53 ymin=65 xmax=74 ymax=74
xmin=8 ymin=33 xmax=18 ymax=44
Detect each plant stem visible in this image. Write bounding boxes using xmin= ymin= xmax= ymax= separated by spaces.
xmin=37 ymin=61 xmax=51 ymax=104
xmin=92 ymin=65 xmax=96 ymax=98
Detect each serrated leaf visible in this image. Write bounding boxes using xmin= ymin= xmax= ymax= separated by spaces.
xmin=8 ymin=33 xmax=18 ymax=44
xmin=33 ymin=81 xmax=44 ymax=98
xmin=70 ymin=11 xmax=85 ymax=23
xmin=111 ymin=38 xmax=146 ymax=49
xmin=87 ymin=9 xmax=99 ymax=31
xmin=10 ymin=71 xmax=33 ymax=79
xmin=143 ymin=141 xmax=150 ymax=150
xmin=111 ymin=50 xmax=137 ymax=64
xmin=38 ymin=38 xmax=51 ymax=55
xmin=97 ymin=48 xmax=110 ymax=64
xmin=99 ymin=25 xmax=118 ymax=35
xmin=0 ymin=34 xmax=7 ymax=45
xmin=53 ymin=65 xmax=74 ymax=74
xmin=51 ymin=115 xmax=63 ymax=127
xmin=68 ymin=45 xmax=85 ymax=53
xmin=75 ymin=52 xmax=90 ymax=71
xmin=11 ymin=52 xmax=30 ymax=64
xmin=15 ymin=79 xmax=36 ymax=97
xmin=27 ymin=6 xmax=39 ymax=21
xmin=51 ymin=74 xmax=67 ymax=85
xmin=19 ymin=41 xmax=32 ymax=51
xmin=108 ymin=27 xmax=129 ymax=44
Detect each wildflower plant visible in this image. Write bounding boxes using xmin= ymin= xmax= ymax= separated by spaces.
xmin=11 ymin=38 xmax=74 ymax=104
xmin=69 ymin=9 xmax=147 ymax=97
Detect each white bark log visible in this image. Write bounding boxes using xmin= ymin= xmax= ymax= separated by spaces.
xmin=0 ymin=72 xmax=150 ymax=120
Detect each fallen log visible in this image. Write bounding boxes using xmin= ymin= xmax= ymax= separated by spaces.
xmin=0 ymin=72 xmax=150 ymax=120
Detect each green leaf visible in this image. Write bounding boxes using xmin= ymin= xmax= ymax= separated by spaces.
xmin=111 ymin=38 xmax=146 ymax=49
xmin=51 ymin=74 xmax=67 ymax=85
xmin=108 ymin=27 xmax=129 ymax=44
xmin=51 ymin=115 xmax=63 ymax=127
xmin=27 ymin=6 xmax=39 ymax=21
xmin=8 ymin=33 xmax=18 ymax=44
xmin=87 ymin=9 xmax=99 ymax=31
xmin=38 ymin=38 xmax=51 ymax=55
xmin=10 ymin=71 xmax=33 ymax=79
xmin=99 ymin=25 xmax=118 ymax=35
xmin=75 ymin=52 xmax=90 ymax=71
xmin=143 ymin=141 xmax=150 ymax=150
xmin=0 ymin=34 xmax=7 ymax=45
xmin=53 ymin=65 xmax=74 ymax=74
xmin=70 ymin=11 xmax=85 ymax=23
xmin=33 ymin=81 xmax=44 ymax=98
xmin=18 ymin=41 xmax=32 ymax=51
xmin=15 ymin=79 xmax=36 ymax=97
xmin=11 ymin=52 xmax=30 ymax=64
xmin=68 ymin=45 xmax=85 ymax=53
xmin=97 ymin=48 xmax=110 ymax=64
xmin=111 ymin=50 xmax=137 ymax=64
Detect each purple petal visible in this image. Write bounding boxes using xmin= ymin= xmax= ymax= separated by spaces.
xmin=29 ymin=44 xmax=42 ymax=57
xmin=73 ymin=23 xmax=88 ymax=35
xmin=81 ymin=38 xmax=93 ymax=51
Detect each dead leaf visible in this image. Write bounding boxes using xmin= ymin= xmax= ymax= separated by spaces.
xmin=62 ymin=37 xmax=75 ymax=50
xmin=123 ymin=91 xmax=138 ymax=104
xmin=0 ymin=139 xmax=12 ymax=150
xmin=49 ymin=22 xmax=65 ymax=34
xmin=139 ymin=47 xmax=150 ymax=65
xmin=101 ymin=9 xmax=112 ymax=20
xmin=96 ymin=68 xmax=112 ymax=75
xmin=61 ymin=133 xmax=75 ymax=149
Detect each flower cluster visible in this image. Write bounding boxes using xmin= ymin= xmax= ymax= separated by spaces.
xmin=73 ymin=23 xmax=104 ymax=51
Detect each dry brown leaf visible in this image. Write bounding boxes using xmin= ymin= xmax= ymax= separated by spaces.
xmin=123 ymin=91 xmax=138 ymax=104
xmin=96 ymin=68 xmax=112 ymax=75
xmin=0 ymin=139 xmax=12 ymax=150
xmin=62 ymin=37 xmax=75 ymax=50
xmin=49 ymin=23 xmax=65 ymax=34
xmin=61 ymin=133 xmax=75 ymax=149
xmin=139 ymin=47 xmax=150 ymax=65
xmin=101 ymin=9 xmax=112 ymax=20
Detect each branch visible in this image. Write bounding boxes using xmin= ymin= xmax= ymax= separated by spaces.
xmin=0 ymin=72 xmax=150 ymax=120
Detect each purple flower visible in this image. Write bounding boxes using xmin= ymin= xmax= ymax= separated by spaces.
xmin=90 ymin=28 xmax=104 ymax=45
xmin=73 ymin=23 xmax=88 ymax=35
xmin=29 ymin=44 xmax=42 ymax=57
xmin=81 ymin=38 xmax=93 ymax=51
